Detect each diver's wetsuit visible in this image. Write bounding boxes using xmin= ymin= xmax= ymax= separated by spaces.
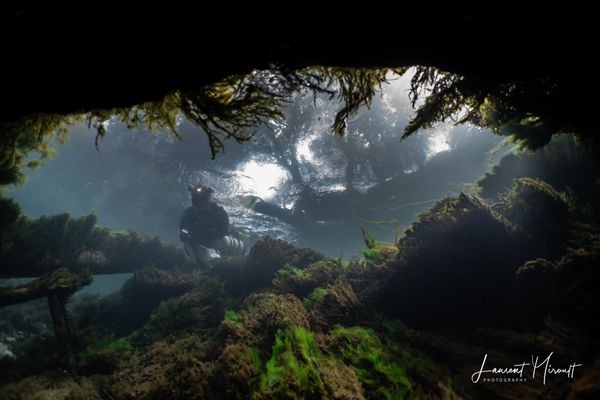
xmin=179 ymin=202 xmax=229 ymax=248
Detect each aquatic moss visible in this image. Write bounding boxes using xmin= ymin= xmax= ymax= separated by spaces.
xmin=329 ymin=326 xmax=413 ymax=400
xmin=243 ymin=237 xmax=324 ymax=292
xmin=224 ymin=310 xmax=239 ymax=322
xmin=220 ymin=344 xmax=263 ymax=398
xmin=79 ymin=337 xmax=133 ymax=363
xmin=136 ymin=277 xmax=224 ymax=343
xmin=110 ymin=335 xmax=218 ymax=399
xmin=303 ymin=287 xmax=329 ymax=310
xmin=273 ymin=260 xmax=346 ymax=297
xmin=500 ymin=177 xmax=573 ymax=259
xmin=255 ymin=327 xmax=325 ymax=399
xmin=79 ymin=337 xmax=134 ymax=374
xmin=222 ymin=292 xmax=309 ymax=351
xmin=308 ymin=281 xmax=362 ymax=331
xmin=380 ymin=193 xmax=523 ymax=328
xmin=362 ymin=248 xmax=382 ymax=264
xmin=0 ymin=373 xmax=101 ymax=400
xmin=361 ymin=229 xmax=398 ymax=265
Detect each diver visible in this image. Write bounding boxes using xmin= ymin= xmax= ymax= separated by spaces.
xmin=180 ymin=184 xmax=244 ymax=272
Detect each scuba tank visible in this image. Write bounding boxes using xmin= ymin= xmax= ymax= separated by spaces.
xmin=214 ymin=235 xmax=245 ymax=257
xmin=182 ymin=233 xmax=246 ymax=274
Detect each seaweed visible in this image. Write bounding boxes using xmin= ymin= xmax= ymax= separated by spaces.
xmin=328 ymin=326 xmax=413 ymax=400
xmin=254 ymin=327 xmax=325 ymax=399
xmin=78 ymin=336 xmax=133 ymax=375
xmin=303 ymin=287 xmax=329 ymax=310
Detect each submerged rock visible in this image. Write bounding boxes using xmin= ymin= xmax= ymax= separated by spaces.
xmin=273 ymin=259 xmax=345 ymax=297
xmin=134 ymin=276 xmax=224 ymax=344
xmin=307 ymin=280 xmax=362 ymax=331
xmin=214 ymin=237 xmax=324 ymax=296
xmin=80 ymin=267 xmax=202 ymax=336
xmin=0 ymin=373 xmax=101 ymax=400
xmin=499 ymin=177 xmax=573 ymax=259
xmin=222 ymin=292 xmax=309 ymax=350
xmin=111 ymin=335 xmax=220 ymax=399
xmin=218 ymin=343 xmax=261 ymax=399
xmin=380 ymin=194 xmax=521 ymax=329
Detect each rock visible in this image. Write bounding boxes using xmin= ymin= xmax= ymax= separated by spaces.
xmin=84 ymin=267 xmax=202 ymax=336
xmin=511 ymin=258 xmax=557 ymax=327
xmin=318 ymin=359 xmax=366 ymax=400
xmin=499 ymin=178 xmax=572 ymax=259
xmin=111 ymin=335 xmax=220 ymax=399
xmin=221 ymin=292 xmax=309 ymax=350
xmin=0 ymin=373 xmax=101 ymax=400
xmin=308 ymin=280 xmax=363 ymax=331
xmin=219 ymin=343 xmax=261 ymax=399
xmin=229 ymin=238 xmax=324 ymax=295
xmin=134 ymin=276 xmax=224 ymax=344
xmin=379 ymin=194 xmax=522 ymax=329
xmin=273 ymin=259 xmax=345 ymax=297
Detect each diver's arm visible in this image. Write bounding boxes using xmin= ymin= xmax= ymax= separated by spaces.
xmin=179 ymin=208 xmax=195 ymax=243
xmin=253 ymin=200 xmax=299 ymax=226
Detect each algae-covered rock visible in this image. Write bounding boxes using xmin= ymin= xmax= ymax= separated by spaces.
xmin=273 ymin=259 xmax=345 ymax=297
xmin=219 ymin=343 xmax=261 ymax=399
xmin=209 ymin=255 xmax=247 ymax=295
xmin=243 ymin=237 xmax=324 ymax=291
xmin=222 ymin=292 xmax=309 ymax=350
xmin=111 ymin=335 xmax=220 ymax=400
xmin=77 ymin=336 xmax=133 ymax=375
xmin=318 ymin=359 xmax=366 ymax=400
xmin=500 ymin=177 xmax=573 ymax=259
xmin=551 ymin=249 xmax=600 ymax=334
xmin=380 ymin=194 xmax=521 ymax=328
xmin=0 ymin=373 xmax=101 ymax=400
xmin=307 ymin=281 xmax=362 ymax=331
xmin=135 ymin=276 xmax=224 ymax=343
xmin=79 ymin=267 xmax=202 ymax=336
xmin=511 ymin=258 xmax=558 ymax=327
xmin=212 ymin=237 xmax=323 ymax=296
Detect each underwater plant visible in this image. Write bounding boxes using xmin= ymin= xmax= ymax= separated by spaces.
xmin=79 ymin=337 xmax=133 ymax=362
xmin=78 ymin=336 xmax=133 ymax=374
xmin=329 ymin=326 xmax=413 ymax=400
xmin=302 ymin=287 xmax=329 ymax=310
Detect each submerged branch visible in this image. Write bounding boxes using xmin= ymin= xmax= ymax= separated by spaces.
xmin=0 ymin=268 xmax=92 ymax=308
